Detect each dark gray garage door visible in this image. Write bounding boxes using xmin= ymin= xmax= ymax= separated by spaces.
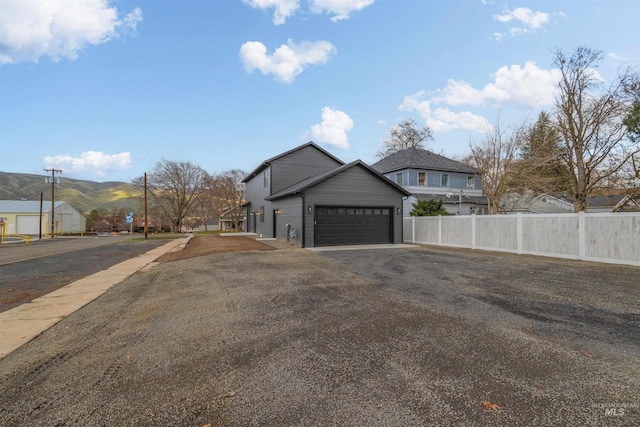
xmin=314 ymin=206 xmax=392 ymax=246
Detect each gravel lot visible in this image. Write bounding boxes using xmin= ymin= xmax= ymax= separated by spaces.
xmin=0 ymin=239 xmax=638 ymax=426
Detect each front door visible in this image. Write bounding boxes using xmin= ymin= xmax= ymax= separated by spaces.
xmin=272 ymin=209 xmax=277 ymax=238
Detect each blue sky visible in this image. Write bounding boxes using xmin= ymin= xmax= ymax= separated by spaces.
xmin=1 ymin=0 xmax=638 ymax=183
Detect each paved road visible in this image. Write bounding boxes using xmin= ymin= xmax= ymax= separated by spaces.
xmin=0 ymin=246 xmax=638 ymax=426
xmin=0 ymin=236 xmax=168 ymax=312
xmin=0 ymin=234 xmax=136 ymax=266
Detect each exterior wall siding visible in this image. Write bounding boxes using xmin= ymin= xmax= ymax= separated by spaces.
xmin=271 ymin=146 xmax=342 ymax=194
xmin=244 ymin=168 xmax=273 ymax=237
xmin=271 ymin=196 xmax=303 ymax=246
xmin=303 ymin=165 xmax=406 ymax=247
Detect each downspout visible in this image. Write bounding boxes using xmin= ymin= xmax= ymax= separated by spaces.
xmin=300 ymin=193 xmax=306 ymax=248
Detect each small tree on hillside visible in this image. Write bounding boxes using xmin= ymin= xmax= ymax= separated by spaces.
xmin=410 ymin=199 xmax=450 ymax=216
xmin=377 ymin=119 xmax=433 ymax=159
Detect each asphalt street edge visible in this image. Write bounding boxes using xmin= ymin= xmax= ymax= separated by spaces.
xmin=0 ymin=238 xmax=186 ymax=359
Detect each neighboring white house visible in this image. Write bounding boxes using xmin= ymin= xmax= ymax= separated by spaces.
xmin=503 ymin=192 xmax=640 ymax=214
xmin=0 ymin=200 xmax=86 ymax=235
xmin=371 ymin=147 xmax=487 ymax=216
xmin=219 ymin=206 xmax=245 ymax=231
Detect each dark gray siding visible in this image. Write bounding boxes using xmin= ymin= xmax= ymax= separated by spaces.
xmin=245 ymin=166 xmax=275 ymax=237
xmin=303 ymin=165 xmax=405 ymax=247
xmin=271 ymin=196 xmax=303 ymax=246
xmin=271 ymin=145 xmax=342 ymax=194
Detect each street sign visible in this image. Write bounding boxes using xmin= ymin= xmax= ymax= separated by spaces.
xmin=126 ymin=218 xmax=132 ymax=224
xmin=129 ymin=212 xmax=134 ymax=217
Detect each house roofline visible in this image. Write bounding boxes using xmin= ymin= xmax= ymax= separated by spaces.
xmin=266 ymin=160 xmax=412 ymax=201
xmin=242 ymin=141 xmax=345 ymax=183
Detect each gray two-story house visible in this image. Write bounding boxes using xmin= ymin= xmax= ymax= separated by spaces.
xmin=372 ymin=147 xmax=488 ymax=215
xmin=243 ymin=142 xmax=410 ymax=247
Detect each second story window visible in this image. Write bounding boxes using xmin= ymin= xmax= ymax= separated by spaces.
xmin=263 ymin=169 xmax=269 ymax=188
xmin=441 ymin=174 xmax=449 ymax=187
xmin=418 ymin=172 xmax=426 ymax=186
xmin=396 ymin=173 xmax=403 ymax=185
xmin=467 ymin=176 xmax=474 ymax=189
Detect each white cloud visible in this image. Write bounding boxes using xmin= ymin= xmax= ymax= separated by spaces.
xmin=44 ymin=151 xmax=133 ymax=177
xmin=400 ymin=92 xmax=491 ymax=133
xmin=432 ymin=62 xmax=561 ymax=108
xmin=494 ymin=7 xmax=548 ymax=28
xmin=242 ymin=0 xmax=299 ymax=25
xmin=239 ymin=39 xmax=336 ymax=83
xmin=310 ymin=0 xmax=375 ymax=22
xmin=492 ymin=7 xmax=549 ymax=39
xmin=123 ymin=7 xmax=143 ymax=31
xmin=399 ymin=61 xmax=562 ymax=134
xmin=308 ymin=107 xmax=353 ymax=149
xmin=0 ymin=0 xmax=142 ymax=64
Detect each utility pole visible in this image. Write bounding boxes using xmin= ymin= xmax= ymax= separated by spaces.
xmin=39 ymin=192 xmax=43 ymax=240
xmin=45 ymin=168 xmax=62 ymax=238
xmin=144 ymin=172 xmax=148 ymax=239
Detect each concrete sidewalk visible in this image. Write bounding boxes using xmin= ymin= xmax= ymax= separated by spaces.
xmin=0 ymin=238 xmax=185 ymax=359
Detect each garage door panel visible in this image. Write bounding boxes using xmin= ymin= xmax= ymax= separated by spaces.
xmin=16 ymin=215 xmax=42 ymax=235
xmin=314 ymin=206 xmax=392 ymax=247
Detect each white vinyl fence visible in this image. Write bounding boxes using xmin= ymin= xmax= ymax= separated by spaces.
xmin=404 ymin=212 xmax=640 ymax=267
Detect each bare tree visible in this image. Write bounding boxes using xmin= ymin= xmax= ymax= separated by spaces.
xmin=190 ymin=172 xmax=224 ymax=232
xmin=135 ymin=160 xmax=208 ymax=233
xmin=376 ymin=119 xmax=433 ymax=159
xmin=469 ymin=118 xmax=525 ymax=214
xmin=553 ymin=46 xmax=639 ymax=211
xmin=212 ymin=169 xmax=246 ymax=231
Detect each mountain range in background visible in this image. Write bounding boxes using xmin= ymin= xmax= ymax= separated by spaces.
xmin=0 ymin=171 xmax=140 ymax=215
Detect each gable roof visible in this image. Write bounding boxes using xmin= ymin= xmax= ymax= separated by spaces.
xmin=0 ymin=200 xmax=67 ymax=213
xmin=266 ymin=160 xmax=411 ymax=201
xmin=371 ymin=147 xmax=479 ymax=174
xmin=243 ymin=141 xmax=345 ymax=183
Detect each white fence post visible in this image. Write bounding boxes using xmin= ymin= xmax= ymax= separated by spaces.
xmin=412 ymin=216 xmax=415 ymax=243
xmin=578 ymin=211 xmax=585 ymax=260
xmin=471 ymin=214 xmax=476 ymax=249
xmin=516 ymin=213 xmax=522 ymax=255
xmin=438 ymin=215 xmax=442 ymax=245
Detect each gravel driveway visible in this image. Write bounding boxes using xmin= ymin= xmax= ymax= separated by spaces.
xmin=0 ymin=244 xmax=638 ymax=426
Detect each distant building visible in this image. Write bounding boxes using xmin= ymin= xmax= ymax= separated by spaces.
xmin=0 ymin=200 xmax=86 ymax=235
xmin=502 ymin=192 xmax=640 ymax=214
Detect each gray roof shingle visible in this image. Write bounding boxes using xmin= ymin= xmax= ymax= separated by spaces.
xmin=371 ymin=147 xmax=479 ymax=174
